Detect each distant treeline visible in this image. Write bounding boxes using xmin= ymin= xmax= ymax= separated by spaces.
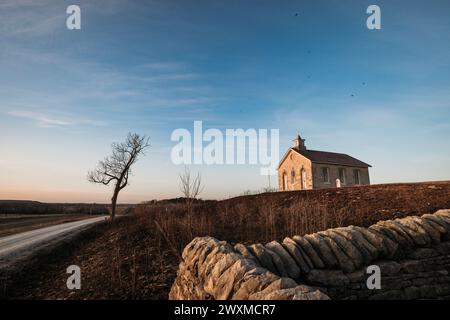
xmin=0 ymin=200 xmax=110 ymax=215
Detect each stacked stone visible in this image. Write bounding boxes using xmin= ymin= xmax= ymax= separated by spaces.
xmin=369 ymin=210 xmax=450 ymax=251
xmin=236 ymin=210 xmax=450 ymax=281
xmin=169 ymin=236 xmax=329 ymax=300
xmin=169 ymin=209 xmax=450 ymax=300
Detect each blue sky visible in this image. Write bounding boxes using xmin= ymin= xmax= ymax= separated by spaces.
xmin=0 ymin=0 xmax=449 ymax=202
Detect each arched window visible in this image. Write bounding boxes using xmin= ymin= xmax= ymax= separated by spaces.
xmin=300 ymin=168 xmax=307 ymax=190
xmin=291 ymin=168 xmax=295 ymax=184
xmin=282 ymin=171 xmax=288 ymax=191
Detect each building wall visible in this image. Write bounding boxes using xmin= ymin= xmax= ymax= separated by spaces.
xmin=311 ymin=164 xmax=370 ymax=189
xmin=278 ymin=150 xmax=313 ymax=191
xmin=278 ymin=149 xmax=370 ymax=191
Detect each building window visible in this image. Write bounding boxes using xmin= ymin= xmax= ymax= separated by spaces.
xmin=354 ymin=169 xmax=361 ymax=185
xmin=322 ymin=167 xmax=330 ymax=183
xmin=338 ymin=168 xmax=346 ymax=184
xmin=291 ymin=168 xmax=295 ymax=184
xmin=301 ymin=168 xmax=306 ymax=190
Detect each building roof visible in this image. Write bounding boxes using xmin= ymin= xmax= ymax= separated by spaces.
xmin=290 ymin=148 xmax=372 ymax=168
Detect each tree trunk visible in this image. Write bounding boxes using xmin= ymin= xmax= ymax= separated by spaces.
xmin=111 ymin=191 xmax=119 ymax=221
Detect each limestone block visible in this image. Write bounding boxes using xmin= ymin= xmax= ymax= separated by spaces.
xmin=346 ymin=270 xmax=364 ymax=283
xmin=410 ymin=216 xmax=441 ymax=244
xmin=366 ymin=228 xmax=398 ymax=258
xmin=380 ymin=220 xmax=417 ymax=248
xmin=401 ymin=260 xmax=423 ymax=273
xmin=395 ymin=217 xmax=431 ymax=246
xmin=332 ymin=227 xmax=376 ymax=264
xmin=377 ymin=260 xmax=401 ymax=275
xmin=264 ymin=246 xmax=289 ymax=277
xmin=306 ymin=269 xmax=350 ymax=287
xmin=317 ymin=231 xmax=356 ymax=273
xmin=422 ymin=215 xmax=448 ymax=234
xmin=293 ymin=235 xmax=325 ymax=269
xmin=203 ymin=253 xmax=240 ymax=294
xmin=282 ymin=237 xmax=312 ymax=273
xmin=265 ymin=241 xmax=302 ymax=279
xmin=324 ymin=230 xmax=364 ymax=269
xmin=234 ymin=243 xmax=259 ymax=265
xmin=213 ymin=259 xmax=254 ymax=300
xmin=434 ymin=209 xmax=450 ymax=220
xmin=247 ymin=244 xmax=278 ymax=275
xmin=248 ymin=278 xmax=298 ymax=299
xmin=231 ymin=268 xmax=279 ymax=300
xmin=304 ymin=234 xmax=339 ymax=269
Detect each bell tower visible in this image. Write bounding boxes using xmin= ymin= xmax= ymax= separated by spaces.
xmin=293 ymin=134 xmax=306 ymax=151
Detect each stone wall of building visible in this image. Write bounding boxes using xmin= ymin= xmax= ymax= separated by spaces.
xmin=169 ymin=209 xmax=450 ymax=300
xmin=278 ymin=150 xmax=313 ymax=191
xmin=311 ymin=164 xmax=370 ymax=189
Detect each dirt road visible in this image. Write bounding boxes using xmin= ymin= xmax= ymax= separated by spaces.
xmin=0 ymin=216 xmax=107 ymax=270
xmin=0 ymin=214 xmax=98 ymax=238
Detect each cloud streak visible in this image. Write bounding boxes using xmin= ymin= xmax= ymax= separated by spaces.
xmin=7 ymin=110 xmax=108 ymax=128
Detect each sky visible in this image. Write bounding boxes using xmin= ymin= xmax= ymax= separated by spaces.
xmin=0 ymin=0 xmax=450 ymax=203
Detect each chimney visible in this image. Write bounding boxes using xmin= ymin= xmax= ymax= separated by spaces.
xmin=293 ymin=134 xmax=306 ymax=150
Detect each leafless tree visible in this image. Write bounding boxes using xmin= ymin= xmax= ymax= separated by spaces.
xmin=88 ymin=133 xmax=149 ymax=220
xmin=179 ymin=167 xmax=203 ymax=235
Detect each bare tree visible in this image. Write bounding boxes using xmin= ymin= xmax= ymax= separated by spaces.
xmin=179 ymin=167 xmax=203 ymax=235
xmin=88 ymin=133 xmax=149 ymax=220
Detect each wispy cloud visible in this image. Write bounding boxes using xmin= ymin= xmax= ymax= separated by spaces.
xmin=7 ymin=110 xmax=108 ymax=128
xmin=0 ymin=0 xmax=127 ymax=37
xmin=0 ymin=43 xmax=219 ymax=116
xmin=0 ymin=0 xmax=48 ymax=9
xmin=0 ymin=0 xmax=62 ymax=37
xmin=139 ymin=62 xmax=188 ymax=71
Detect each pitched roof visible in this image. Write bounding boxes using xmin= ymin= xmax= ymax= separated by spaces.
xmin=291 ymin=148 xmax=372 ymax=168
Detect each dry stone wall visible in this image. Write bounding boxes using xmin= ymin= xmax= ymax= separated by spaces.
xmin=169 ymin=209 xmax=450 ymax=300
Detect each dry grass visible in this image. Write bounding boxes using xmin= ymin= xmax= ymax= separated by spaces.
xmin=136 ymin=181 xmax=450 ymax=248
